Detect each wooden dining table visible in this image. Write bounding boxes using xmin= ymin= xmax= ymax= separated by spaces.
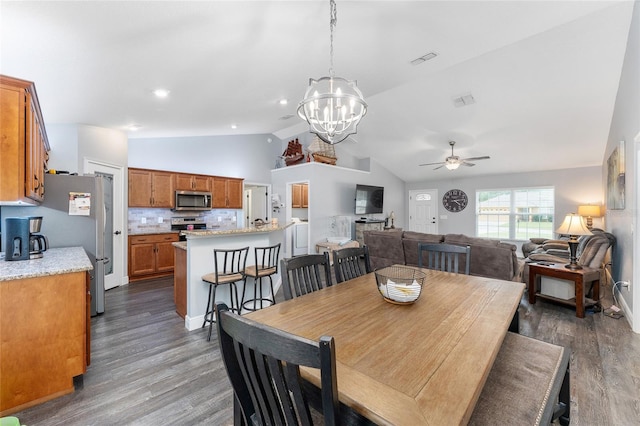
xmin=245 ymin=267 xmax=525 ymax=425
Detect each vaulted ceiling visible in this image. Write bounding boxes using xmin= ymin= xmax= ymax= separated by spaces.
xmin=0 ymin=1 xmax=634 ymax=182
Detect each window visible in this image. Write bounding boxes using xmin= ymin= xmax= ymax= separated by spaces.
xmin=476 ymin=187 xmax=554 ymax=240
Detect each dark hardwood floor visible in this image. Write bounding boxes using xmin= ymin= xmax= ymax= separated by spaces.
xmin=11 ymin=275 xmax=640 ymax=425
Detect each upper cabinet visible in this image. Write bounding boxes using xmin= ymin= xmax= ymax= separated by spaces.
xmin=0 ymin=75 xmax=50 ymax=205
xmin=212 ymin=177 xmax=243 ymax=209
xmin=292 ymin=183 xmax=308 ymax=208
xmin=128 ymin=168 xmax=175 ymax=208
xmin=175 ymin=173 xmax=211 ymax=192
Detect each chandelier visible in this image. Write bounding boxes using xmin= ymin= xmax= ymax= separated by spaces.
xmin=297 ymin=0 xmax=367 ymax=144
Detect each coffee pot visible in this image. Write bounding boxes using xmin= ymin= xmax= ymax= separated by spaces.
xmin=28 ymin=216 xmax=48 ymax=259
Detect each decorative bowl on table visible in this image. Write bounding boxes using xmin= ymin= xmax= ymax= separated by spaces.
xmin=374 ymin=265 xmax=426 ymax=305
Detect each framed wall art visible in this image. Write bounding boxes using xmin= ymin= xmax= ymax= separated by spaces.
xmin=606 ymin=140 xmax=625 ymax=210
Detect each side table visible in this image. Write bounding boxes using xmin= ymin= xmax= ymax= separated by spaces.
xmin=528 ymin=263 xmax=601 ymax=318
xmin=316 ymin=240 xmax=359 ymax=264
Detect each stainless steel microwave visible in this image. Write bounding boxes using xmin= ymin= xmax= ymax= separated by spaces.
xmin=174 ymin=190 xmax=212 ymax=211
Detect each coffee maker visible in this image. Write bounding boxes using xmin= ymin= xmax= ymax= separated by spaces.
xmin=28 ymin=216 xmax=48 ymax=259
xmin=4 ymin=217 xmax=30 ymax=261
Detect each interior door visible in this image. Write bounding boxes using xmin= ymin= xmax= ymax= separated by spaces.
xmin=409 ymin=189 xmax=438 ymax=234
xmin=85 ymin=160 xmax=124 ymax=290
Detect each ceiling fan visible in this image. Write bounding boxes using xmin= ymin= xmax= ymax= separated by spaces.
xmin=419 ymin=141 xmax=490 ymax=170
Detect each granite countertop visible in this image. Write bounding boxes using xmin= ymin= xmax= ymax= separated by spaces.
xmin=172 ymin=241 xmax=187 ymax=250
xmin=0 ymin=247 xmax=93 ymax=282
xmin=180 ymin=222 xmax=294 ymax=238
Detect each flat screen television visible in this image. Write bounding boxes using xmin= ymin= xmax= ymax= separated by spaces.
xmin=355 ymin=184 xmax=384 ymax=215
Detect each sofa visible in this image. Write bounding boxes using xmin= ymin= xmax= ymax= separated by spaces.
xmin=363 ymin=230 xmax=522 ymax=281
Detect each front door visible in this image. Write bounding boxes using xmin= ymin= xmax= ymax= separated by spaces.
xmin=409 ymin=189 xmax=438 ymax=234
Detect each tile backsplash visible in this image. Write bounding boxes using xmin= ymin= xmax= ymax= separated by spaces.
xmin=128 ymin=208 xmax=240 ymax=234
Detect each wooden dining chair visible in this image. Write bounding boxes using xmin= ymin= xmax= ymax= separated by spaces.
xmin=418 ymin=243 xmax=471 ymax=275
xmin=333 ymin=245 xmax=372 ymax=283
xmin=215 ymin=302 xmax=339 ymax=426
xmin=280 ymin=253 xmax=332 ymax=300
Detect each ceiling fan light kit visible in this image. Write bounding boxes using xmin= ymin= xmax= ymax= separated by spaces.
xmin=298 ymin=0 xmax=367 ymax=145
xmin=420 ymin=140 xmax=490 ymax=170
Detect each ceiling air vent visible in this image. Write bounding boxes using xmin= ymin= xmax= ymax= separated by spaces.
xmin=410 ymin=52 xmax=438 ymax=66
xmin=279 ymin=114 xmax=296 ymax=120
xmin=452 ymin=93 xmax=476 ymax=108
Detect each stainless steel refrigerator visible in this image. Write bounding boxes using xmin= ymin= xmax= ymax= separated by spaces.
xmin=3 ymin=174 xmax=113 ymax=315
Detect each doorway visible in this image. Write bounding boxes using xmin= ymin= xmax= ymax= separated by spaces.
xmin=244 ymin=183 xmax=270 ymax=227
xmin=84 ymin=159 xmax=125 ymax=290
xmin=409 ymin=189 xmax=438 ymax=234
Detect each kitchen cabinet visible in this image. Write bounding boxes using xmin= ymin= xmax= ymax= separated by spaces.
xmin=0 ymin=269 xmax=89 ymax=415
xmin=129 ymin=233 xmax=180 ymax=281
xmin=175 ymin=173 xmax=211 ymax=192
xmin=0 ymin=75 xmax=50 ymax=205
xmin=292 ymin=183 xmax=308 ymax=208
xmin=212 ymin=176 xmax=243 ymax=209
xmin=128 ymin=168 xmax=174 ymax=208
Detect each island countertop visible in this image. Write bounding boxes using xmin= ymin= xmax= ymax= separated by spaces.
xmin=0 ymin=247 xmax=93 ymax=281
xmin=180 ymin=222 xmax=294 ymax=238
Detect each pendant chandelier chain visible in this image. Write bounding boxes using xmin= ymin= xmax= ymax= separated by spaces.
xmin=329 ymin=0 xmax=337 ymax=78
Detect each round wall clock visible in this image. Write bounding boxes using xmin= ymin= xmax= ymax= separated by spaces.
xmin=443 ymin=189 xmax=468 ymax=212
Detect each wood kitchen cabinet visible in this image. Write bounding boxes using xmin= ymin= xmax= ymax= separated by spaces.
xmin=292 ymin=183 xmax=308 ymax=208
xmin=0 ymin=75 xmax=50 ymax=204
xmin=212 ymin=176 xmax=243 ymax=208
xmin=128 ymin=233 xmax=180 ymax=281
xmin=128 ymin=168 xmax=175 ymax=208
xmin=175 ymin=173 xmax=211 ymax=192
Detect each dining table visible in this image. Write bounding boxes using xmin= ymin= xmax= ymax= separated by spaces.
xmin=244 ymin=267 xmax=525 ymax=425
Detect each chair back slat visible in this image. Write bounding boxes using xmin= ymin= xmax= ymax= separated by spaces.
xmin=333 ymin=245 xmax=372 ymax=283
xmin=281 ymin=253 xmax=332 ymax=300
xmin=214 ymin=247 xmax=249 ymax=280
xmin=418 ymin=243 xmax=471 ymax=275
xmin=255 ymin=243 xmax=281 ymax=271
xmin=216 ymin=303 xmax=339 ymax=426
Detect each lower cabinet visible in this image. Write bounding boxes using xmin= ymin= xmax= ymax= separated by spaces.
xmin=129 ymin=233 xmax=180 ymax=281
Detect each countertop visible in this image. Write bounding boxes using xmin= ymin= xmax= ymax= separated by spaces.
xmin=172 ymin=241 xmax=187 ymax=250
xmin=180 ymin=222 xmax=294 ymax=238
xmin=0 ymin=247 xmax=93 ymax=281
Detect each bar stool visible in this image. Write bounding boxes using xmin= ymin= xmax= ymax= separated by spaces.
xmin=202 ymin=246 xmax=248 ymax=341
xmin=241 ymin=243 xmax=281 ymax=312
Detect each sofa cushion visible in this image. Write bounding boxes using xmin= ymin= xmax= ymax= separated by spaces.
xmin=363 ymin=230 xmax=405 ymax=270
xmin=444 ymin=234 xmax=518 ymax=281
xmin=402 ymin=231 xmax=444 ymax=267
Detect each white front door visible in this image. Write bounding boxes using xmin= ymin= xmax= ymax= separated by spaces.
xmin=84 ymin=160 xmax=125 ymax=290
xmin=409 ymin=189 xmax=438 ymax=234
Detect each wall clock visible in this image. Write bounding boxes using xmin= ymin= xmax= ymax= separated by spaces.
xmin=443 ymin=189 xmax=468 ymax=212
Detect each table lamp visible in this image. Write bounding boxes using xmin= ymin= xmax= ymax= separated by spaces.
xmin=555 ymin=213 xmax=592 ymax=270
xmin=389 ymin=211 xmax=395 ymax=229
xmin=577 ymin=205 xmax=601 ymax=230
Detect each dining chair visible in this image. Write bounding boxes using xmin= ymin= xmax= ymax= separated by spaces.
xmin=280 ymin=252 xmax=332 ymax=300
xmin=241 ymin=243 xmax=281 ymax=312
xmin=333 ymin=245 xmax=372 ymax=283
xmin=418 ymin=243 xmax=471 ymax=275
xmin=215 ymin=302 xmax=339 ymax=426
xmin=201 ymin=246 xmax=248 ymax=341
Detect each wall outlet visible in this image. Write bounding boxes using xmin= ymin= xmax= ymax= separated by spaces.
xmin=621 ymin=280 xmax=631 ymax=291
xmin=141 ymin=217 xmax=147 ymax=224
xmin=157 ymin=217 xmax=163 ymax=224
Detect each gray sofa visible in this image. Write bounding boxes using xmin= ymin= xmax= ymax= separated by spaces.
xmin=363 ymin=230 xmax=522 ymax=282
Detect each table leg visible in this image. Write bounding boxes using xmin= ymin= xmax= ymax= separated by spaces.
xmin=575 ymin=275 xmax=585 ymax=318
xmin=528 ymin=270 xmax=537 ymax=304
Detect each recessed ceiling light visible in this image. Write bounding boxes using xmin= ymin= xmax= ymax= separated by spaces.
xmin=410 ymin=52 xmax=438 ymax=66
xmin=153 ymin=89 xmax=170 ymax=98
xmin=279 ymin=99 xmax=288 ymax=105
xmin=128 ymin=124 xmax=142 ymax=131
xmin=231 ymin=124 xmax=237 ymax=129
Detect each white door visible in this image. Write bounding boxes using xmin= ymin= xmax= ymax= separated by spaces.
xmin=85 ymin=160 xmax=125 ymax=290
xmin=244 ymin=184 xmax=269 ymax=226
xmin=409 ymin=189 xmax=438 ymax=234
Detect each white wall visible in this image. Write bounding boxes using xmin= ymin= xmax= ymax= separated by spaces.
xmin=604 ymin=0 xmax=639 ymax=331
xmin=407 ymin=166 xmax=603 ymax=237
xmin=128 ymin=134 xmax=282 ymax=183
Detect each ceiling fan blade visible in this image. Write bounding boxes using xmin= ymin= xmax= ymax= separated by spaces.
xmin=462 ymin=156 xmax=490 ymax=162
xmin=433 ymin=164 xmax=446 ymax=170
xmin=419 ymin=161 xmax=445 ymax=167
xmin=461 ymin=161 xmax=476 ymax=167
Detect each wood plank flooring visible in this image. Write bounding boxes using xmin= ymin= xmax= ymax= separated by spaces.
xmin=10 ymin=276 xmax=640 ymax=425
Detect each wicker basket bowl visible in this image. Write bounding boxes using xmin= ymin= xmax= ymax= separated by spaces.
xmin=374 ymin=265 xmax=426 ymax=305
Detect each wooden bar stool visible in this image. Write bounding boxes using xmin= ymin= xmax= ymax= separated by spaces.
xmin=241 ymin=243 xmax=281 ymax=312
xmin=202 ymin=247 xmax=248 ymax=341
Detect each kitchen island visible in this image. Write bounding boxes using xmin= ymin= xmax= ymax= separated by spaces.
xmin=175 ymin=223 xmax=292 ymax=331
xmin=0 ymin=247 xmax=92 ymax=416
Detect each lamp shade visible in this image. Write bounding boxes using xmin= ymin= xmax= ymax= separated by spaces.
xmin=577 ymin=205 xmax=602 ymax=217
xmin=555 ymin=213 xmax=592 ymax=236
